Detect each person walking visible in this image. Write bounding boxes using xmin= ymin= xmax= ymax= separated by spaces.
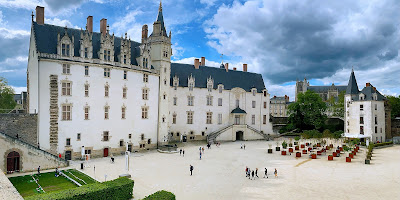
xmin=241 ymin=143 xmax=243 ymax=149
xmin=180 ymin=149 xmax=182 ymax=156
xmin=244 ymin=144 xmax=246 ymax=150
xmin=274 ymin=168 xmax=278 ymax=178
xmin=245 ymin=167 xmax=248 ymax=177
xmin=202 ymin=147 xmax=205 ymax=154
xmin=251 ymin=170 xmax=255 ymax=180
xmin=38 ymin=166 xmax=41 ymax=175
xmin=255 ymin=168 xmax=259 ymax=178
xmin=200 ymin=151 xmax=202 ymax=160
xmin=248 ymin=168 xmax=251 ymax=179
xmin=190 ymin=165 xmax=194 ymax=176
xmin=183 ymin=149 xmax=185 ymax=157
xmin=264 ymin=168 xmax=268 ymax=178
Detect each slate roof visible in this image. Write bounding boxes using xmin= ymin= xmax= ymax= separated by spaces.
xmin=231 ymin=107 xmax=247 ymax=114
xmin=346 ymin=69 xmax=359 ymax=95
xmin=307 ymin=85 xmax=347 ymax=93
xmin=32 ymin=22 xmax=141 ymax=65
xmin=170 ymin=63 xmax=266 ymax=92
xmin=356 ymin=86 xmax=386 ymax=101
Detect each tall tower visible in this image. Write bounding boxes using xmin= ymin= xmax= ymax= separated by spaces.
xmin=148 ymin=1 xmax=172 ymax=146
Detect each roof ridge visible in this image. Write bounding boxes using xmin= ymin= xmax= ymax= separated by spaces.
xmin=171 ymin=62 xmax=260 ymax=75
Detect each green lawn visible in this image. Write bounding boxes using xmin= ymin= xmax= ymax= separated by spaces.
xmin=8 ymin=169 xmax=97 ymax=198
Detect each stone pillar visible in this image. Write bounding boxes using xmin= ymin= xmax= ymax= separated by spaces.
xmin=49 ymin=75 xmax=59 ymax=154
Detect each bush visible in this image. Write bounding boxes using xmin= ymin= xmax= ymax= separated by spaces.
xmin=282 ymin=141 xmax=287 ymax=148
xmin=25 ymin=177 xmax=134 ymax=200
xmin=143 ymin=190 xmax=175 ymax=200
xmin=322 ymin=129 xmax=332 ymax=138
xmin=294 ymin=136 xmax=300 ymax=141
xmin=301 ymin=130 xmax=321 ymax=139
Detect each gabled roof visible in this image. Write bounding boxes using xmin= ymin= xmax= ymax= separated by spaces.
xmin=170 ymin=63 xmax=265 ymax=92
xmin=32 ymin=22 xmax=141 ymax=65
xmin=358 ymin=86 xmax=386 ymax=101
xmin=231 ymin=107 xmax=246 ymax=114
xmin=346 ymin=69 xmax=359 ymax=95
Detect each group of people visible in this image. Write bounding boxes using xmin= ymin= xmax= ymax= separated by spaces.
xmin=179 ymin=149 xmax=185 ymax=156
xmin=245 ymin=167 xmax=278 ymax=180
xmin=240 ymin=143 xmax=246 ymax=150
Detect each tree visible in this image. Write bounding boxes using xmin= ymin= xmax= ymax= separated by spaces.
xmin=287 ymin=90 xmax=327 ymax=131
xmin=387 ymin=95 xmax=400 ymax=119
xmin=328 ymin=91 xmax=345 ymax=119
xmin=0 ymin=77 xmax=16 ymax=113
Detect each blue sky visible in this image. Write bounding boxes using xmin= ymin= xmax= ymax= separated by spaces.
xmin=0 ymin=0 xmax=399 ymax=100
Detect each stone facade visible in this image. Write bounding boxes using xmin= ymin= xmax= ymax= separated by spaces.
xmin=0 ymin=114 xmax=37 ymax=146
xmin=392 ymin=118 xmax=400 ymax=138
xmin=295 ymin=78 xmax=347 ymax=102
xmin=270 ymin=95 xmax=291 ymax=117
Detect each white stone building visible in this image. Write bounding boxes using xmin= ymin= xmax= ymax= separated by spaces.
xmin=269 ymin=95 xmax=291 ymax=117
xmin=344 ymin=70 xmax=386 ymax=143
xmin=27 ymin=5 xmax=273 ymax=160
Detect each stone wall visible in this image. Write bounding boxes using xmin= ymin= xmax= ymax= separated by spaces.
xmin=0 ymin=132 xmax=68 ymax=173
xmin=392 ymin=118 xmax=400 ymax=138
xmin=0 ymin=114 xmax=37 ymax=146
xmin=0 ymin=169 xmax=23 ymax=200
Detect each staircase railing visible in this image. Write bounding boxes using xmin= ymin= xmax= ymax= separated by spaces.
xmin=246 ymin=125 xmax=271 ymax=139
xmin=207 ymin=124 xmax=234 ymax=143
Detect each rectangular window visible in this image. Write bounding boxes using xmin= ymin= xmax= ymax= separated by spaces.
xmin=66 ymin=44 xmax=70 ymax=56
xmin=263 ymin=115 xmax=267 ymax=124
xmin=62 ymin=105 xmax=71 ymax=120
xmin=107 ymin=50 xmax=110 ymax=61
xmin=252 ymin=101 xmax=256 ymax=108
xmin=252 ymin=115 xmax=255 ymax=125
xmin=375 ymin=116 xmax=378 ymax=125
xmin=236 ymin=99 xmax=240 ymax=107
xmin=77 ymin=133 xmax=81 ymax=141
xmin=375 ymin=104 xmax=377 ymax=110
xmin=103 ymin=131 xmax=109 ymax=141
xmin=187 ymin=111 xmax=193 ymax=124
xmin=141 ymin=134 xmax=145 ymax=140
xmin=218 ymin=86 xmax=222 ymax=93
xmin=129 ymin=134 xmax=132 ymax=139
xmin=375 ymin=126 xmax=378 ymax=134
xmin=173 ymin=114 xmax=177 ymax=124
xmin=206 ymin=112 xmax=212 ymax=124
xmin=235 ymin=115 xmax=240 ymax=125
xmin=123 ymin=55 xmax=126 ymax=64
xmin=188 ymin=96 xmax=194 ymax=106
xmin=264 ymin=102 xmax=267 ymax=109
xmin=143 ymin=74 xmax=148 ymax=83
xmin=142 ymin=88 xmax=148 ymax=100
xmin=218 ymin=113 xmax=222 ymax=124
xmin=85 ymin=149 xmax=91 ymax=154
xmin=104 ymin=106 xmax=109 ymax=119
xmin=253 ymin=90 xmax=256 ymax=96
xmin=122 ymin=107 xmax=126 ymax=119
xmin=84 ymin=48 xmax=88 ymax=58
xmin=84 ymin=107 xmax=89 ymax=120
xmin=62 ymin=64 xmax=70 ymax=74
xmin=84 ymin=84 xmax=89 ymax=97
xmin=360 ymin=116 xmax=364 ymax=124
xmin=84 ymin=66 xmax=89 ymax=76
xmin=173 ymin=97 xmax=177 ymax=106
xmin=62 ymin=82 xmax=72 ymax=96
xmin=189 ymin=82 xmax=194 ymax=91
xmin=120 ymin=140 xmax=124 ymax=147
xmin=207 ymin=96 xmax=213 ymax=106
xmin=124 ymin=71 xmax=127 ymax=80
xmin=218 ymin=98 xmax=222 ymax=106
xmin=123 ymin=87 xmax=127 ymax=98
xmin=142 ymin=107 xmax=148 ymax=119
xmin=360 ymin=104 xmax=363 ymax=111
xmin=62 ymin=44 xmax=66 ymax=56
xmin=105 ymin=85 xmax=109 ymax=97
xmin=66 ymin=138 xmax=71 ymax=146
xmin=104 ymin=68 xmax=110 ymax=77
xmin=360 ymin=126 xmax=364 ymax=135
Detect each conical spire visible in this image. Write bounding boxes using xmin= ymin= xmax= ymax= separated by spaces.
xmin=156 ymin=0 xmax=167 ymax=36
xmin=346 ymin=68 xmax=359 ymax=94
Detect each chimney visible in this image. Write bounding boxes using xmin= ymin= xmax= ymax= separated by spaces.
xmin=36 ymin=6 xmax=44 ymax=25
xmin=100 ymin=18 xmax=107 ymax=36
xmin=142 ymin=25 xmax=148 ymax=43
xmin=194 ymin=58 xmax=200 ymax=69
xmin=233 ymin=67 xmax=237 ymax=71
xmin=373 ymin=87 xmax=376 ymax=91
xmin=225 ymin=63 xmax=229 ymax=72
xmin=86 ymin=16 xmax=93 ymax=33
xmin=366 ymin=83 xmax=371 ymax=87
xmin=201 ymin=57 xmax=205 ymax=66
xmin=274 ymin=95 xmax=276 ymax=98
xmin=243 ymin=64 xmax=247 ymax=72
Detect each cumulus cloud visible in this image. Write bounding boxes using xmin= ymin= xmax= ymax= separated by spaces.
xmin=11 ymin=86 xmax=27 ymax=93
xmin=0 ymin=0 xmax=42 ymax=10
xmin=200 ymin=0 xmax=217 ymax=7
xmin=45 ymin=18 xmax=79 ymax=28
xmin=173 ymin=57 xmax=221 ymax=68
xmin=111 ymin=10 xmax=148 ymax=42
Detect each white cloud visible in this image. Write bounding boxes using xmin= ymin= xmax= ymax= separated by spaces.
xmin=200 ymin=0 xmax=217 ymax=7
xmin=0 ymin=56 xmax=28 ymax=72
xmin=0 ymin=0 xmax=42 ymax=10
xmin=11 ymin=86 xmax=27 ymax=93
xmin=45 ymin=18 xmax=79 ymax=29
xmin=171 ymin=42 xmax=185 ymax=58
xmin=266 ymin=82 xmax=295 ymax=101
xmin=110 ymin=10 xmax=149 ymax=42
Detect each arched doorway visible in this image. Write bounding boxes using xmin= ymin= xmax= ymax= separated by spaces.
xmin=236 ymin=131 xmax=244 ymax=141
xmin=103 ymin=148 xmax=109 ymax=157
xmin=7 ymin=151 xmax=20 ymax=172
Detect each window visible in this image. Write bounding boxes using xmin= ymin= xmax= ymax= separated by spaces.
xmin=263 ymin=91 xmax=267 ymax=97
xmin=84 ymin=66 xmax=89 ymax=76
xmin=148 ymin=139 xmax=151 ymax=144
xmin=103 ymin=131 xmax=109 ymax=141
xmin=375 ymin=104 xmax=377 ymax=110
xmin=173 ymin=97 xmax=177 ymax=106
xmin=206 ymin=112 xmax=212 ymax=124
xmin=143 ymin=74 xmax=148 ymax=83
xmin=84 ymin=48 xmax=88 ymax=58
xmin=375 ymin=126 xmax=378 ymax=134
xmin=218 ymin=113 xmax=222 ymax=124
xmin=360 ymin=126 xmax=364 ymax=135
xmin=77 ymin=133 xmax=81 ymax=141
xmin=235 ymin=115 xmax=240 ymax=125
xmin=121 ymin=107 xmax=126 ymax=119
xmin=163 ymin=94 xmax=166 ymax=100
xmin=189 ymin=82 xmax=194 ymax=91
xmin=252 ymin=115 xmax=255 ymax=125
xmin=66 ymin=138 xmax=71 ymax=146
xmin=62 ymin=64 xmax=70 ymax=74
xmin=123 ymin=55 xmax=127 ymax=64
xmin=360 ymin=116 xmax=364 ymax=124
xmin=187 ymin=111 xmax=193 ymax=124
xmin=142 ymin=107 xmax=148 ymax=119
xmin=124 ymin=71 xmax=127 ymax=80
xmin=218 ymin=98 xmax=222 ymax=106
xmin=207 ymin=96 xmax=213 ymax=106
xmin=105 ymin=85 xmax=109 ymax=97
xmin=164 ymin=79 xmax=167 ymax=85
xmin=177 ymin=132 xmax=180 ymax=137
xmin=141 ymin=134 xmax=145 ymax=140
xmin=252 ymin=101 xmax=256 ymax=108
xmin=360 ymin=104 xmax=363 ymax=111
xmin=104 ymin=68 xmax=110 ymax=77
xmin=123 ymin=87 xmax=127 ymax=98
xmin=236 ymin=99 xmax=240 ymax=107
xmin=218 ymin=85 xmax=223 ymax=93
xmin=104 ymin=50 xmax=111 ymax=61
xmin=264 ymin=102 xmax=267 ymax=109
xmin=84 ymin=106 xmax=89 ymax=120
xmin=104 ymin=106 xmax=109 ymax=119
xmin=173 ymin=113 xmax=177 ymax=124
xmin=85 ymin=149 xmax=92 ymax=154
xmin=120 ymin=140 xmax=124 ymax=147
xmin=263 ymin=115 xmax=267 ymax=124
xmin=188 ymin=96 xmax=194 ymax=106
xmin=162 ymin=117 xmax=165 ymax=123
xmin=252 ymin=90 xmax=256 ymax=96
xmin=375 ymin=116 xmax=378 ymax=125
xmin=84 ymin=84 xmax=89 ymax=97
xmin=62 ymin=105 xmax=72 ymax=120
xmin=207 ymin=83 xmax=213 ymax=92
xmin=142 ymin=88 xmax=148 ymax=100
xmin=62 ymin=44 xmax=70 ymax=56
xmin=62 ymin=82 xmax=71 ymax=96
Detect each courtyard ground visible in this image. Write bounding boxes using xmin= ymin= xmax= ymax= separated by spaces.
xmin=70 ymin=141 xmax=400 ymax=200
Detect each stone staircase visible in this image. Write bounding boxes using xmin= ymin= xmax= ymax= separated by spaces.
xmin=207 ymin=124 xmax=234 ymax=144
xmin=246 ymin=125 xmax=273 ymax=140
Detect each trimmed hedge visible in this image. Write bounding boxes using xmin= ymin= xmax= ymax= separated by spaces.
xmin=143 ymin=190 xmax=175 ymax=200
xmin=25 ymin=177 xmax=134 ymax=200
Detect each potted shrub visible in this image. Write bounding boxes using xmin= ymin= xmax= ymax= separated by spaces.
xmin=289 ymin=148 xmax=293 ymax=153
xmin=365 ymin=159 xmax=370 ymax=164
xmin=311 ymin=154 xmax=317 ymax=159
xmin=349 ymin=153 xmax=354 ymax=158
xmin=282 ymin=141 xmax=288 ymax=149
xmin=296 ymin=152 xmax=301 ymax=157
xmin=276 ymin=142 xmax=281 ymax=151
xmin=281 ymin=151 xmax=287 ymax=155
xmin=289 ymin=138 xmax=293 ymax=147
xmin=268 ymin=144 xmax=273 ymax=153
xmin=295 ymin=146 xmax=299 ymax=150
xmin=346 ymin=157 xmax=351 ymax=162
xmin=328 ymin=155 xmax=333 ymax=160
xmin=294 ymin=136 xmax=300 ymax=145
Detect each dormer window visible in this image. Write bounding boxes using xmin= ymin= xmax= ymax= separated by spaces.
xmin=124 ymin=55 xmax=127 ymax=64
xmin=359 ymin=93 xmax=365 ymax=101
xmin=207 ymin=77 xmax=213 ymax=92
xmin=142 ymin=58 xmax=149 ymax=69
xmin=104 ymin=50 xmax=111 ymax=61
xmin=188 ymin=75 xmax=195 ymax=91
xmin=173 ymin=76 xmax=179 ymax=90
xmin=189 ymin=82 xmax=194 ymax=91
xmin=84 ymin=48 xmax=88 ymax=58
xmin=62 ymin=44 xmax=70 ymax=56
xmin=252 ymin=88 xmax=257 ymax=96
xmin=218 ymin=85 xmax=223 ymax=93
xmin=58 ymin=31 xmax=74 ymax=57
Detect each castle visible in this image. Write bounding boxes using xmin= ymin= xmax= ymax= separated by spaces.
xmin=26 ymin=5 xmax=273 ymax=160
xmin=295 ymin=78 xmax=347 ymax=102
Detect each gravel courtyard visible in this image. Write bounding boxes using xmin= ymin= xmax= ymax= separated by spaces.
xmin=70 ymin=141 xmax=400 ymax=200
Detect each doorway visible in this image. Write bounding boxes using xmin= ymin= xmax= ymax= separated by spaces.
xmin=236 ymin=131 xmax=244 ymax=141
xmin=182 ymin=135 xmax=187 ymax=142
xmin=103 ymin=148 xmax=109 ymax=157
xmin=65 ymin=151 xmax=71 ymax=160
xmin=7 ymin=151 xmax=20 ymax=172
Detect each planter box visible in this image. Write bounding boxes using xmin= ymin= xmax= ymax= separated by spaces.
xmin=295 ymin=146 xmax=299 ymax=150
xmin=353 ymin=151 xmax=356 ymax=156
xmin=294 ymin=142 xmax=298 ymax=145
xmin=333 ymin=152 xmax=337 ymax=157
xmin=301 ymin=144 xmax=305 ymax=148
xmin=340 ymin=147 xmax=343 ymax=152
xmin=336 ymin=150 xmax=340 ymax=154
xmin=346 ymin=157 xmax=351 ymax=162
xmin=289 ymin=148 xmax=293 ymax=153
xmin=289 ymin=143 xmax=293 ymax=147
xmin=311 ymin=154 xmax=317 ymax=159
xmin=296 ymin=152 xmax=301 ymax=157
xmin=328 ymin=155 xmax=333 ymax=160
xmin=268 ymin=149 xmax=273 ymax=154
xmin=302 ymin=150 xmax=307 ymax=154
xmin=365 ymin=159 xmax=370 ymax=164
xmin=349 ymin=153 xmax=354 ymax=158
xmin=326 ymin=146 xmax=330 ymax=150
xmin=276 ymin=147 xmax=281 ymax=151
xmin=306 ymin=143 xmax=309 ymax=146
xmin=329 ymin=144 xmax=333 ymax=148
xmin=308 ymin=147 xmax=312 ymax=151
xmin=281 ymin=151 xmax=287 ymax=155
xmin=317 ymin=143 xmax=321 ymax=147
xmin=317 ymin=151 xmax=322 ymax=155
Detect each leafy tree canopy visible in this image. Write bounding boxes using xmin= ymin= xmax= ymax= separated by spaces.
xmin=386 ymin=95 xmax=400 ymax=119
xmin=328 ymin=91 xmax=345 ymax=119
xmin=0 ymin=77 xmax=16 ymax=113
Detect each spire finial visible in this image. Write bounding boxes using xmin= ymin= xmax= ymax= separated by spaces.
xmin=220 ymin=54 xmax=224 ymax=64
xmin=159 ymin=0 xmax=162 ymax=12
xmin=352 ymin=66 xmax=354 ymax=72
